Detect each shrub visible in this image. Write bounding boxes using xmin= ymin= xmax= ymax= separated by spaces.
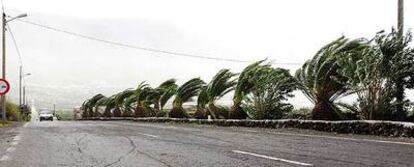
xmin=6 ymin=101 xmax=22 ymax=121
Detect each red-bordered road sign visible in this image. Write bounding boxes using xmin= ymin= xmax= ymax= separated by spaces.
xmin=0 ymin=79 xmax=10 ymax=96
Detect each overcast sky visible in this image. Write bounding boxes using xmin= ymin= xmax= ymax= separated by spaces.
xmin=2 ymin=0 xmax=414 ymax=109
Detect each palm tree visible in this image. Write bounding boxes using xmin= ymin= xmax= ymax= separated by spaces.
xmin=146 ymin=79 xmax=177 ymax=116
xmin=123 ymin=94 xmax=137 ymax=116
xmin=103 ymin=95 xmax=116 ymax=117
xmin=205 ymin=69 xmax=237 ymax=119
xmin=134 ymin=82 xmax=152 ymax=117
xmin=229 ymin=60 xmax=267 ymax=119
xmin=88 ymin=94 xmax=105 ymax=117
xmin=295 ymin=37 xmax=367 ymax=120
xmin=242 ymin=66 xmax=296 ymax=119
xmin=375 ymin=30 xmax=414 ymax=120
xmin=337 ymin=46 xmax=394 ymax=120
xmin=194 ymin=86 xmax=208 ymax=119
xmin=94 ymin=96 xmax=108 ymax=117
xmin=81 ymin=99 xmax=90 ymax=118
xmin=114 ymin=89 xmax=135 ymax=117
xmin=170 ymin=78 xmax=205 ymax=118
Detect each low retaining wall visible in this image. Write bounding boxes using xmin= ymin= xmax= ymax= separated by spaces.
xmin=79 ymin=117 xmax=414 ymax=137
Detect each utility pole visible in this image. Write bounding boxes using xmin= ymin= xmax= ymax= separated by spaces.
xmin=0 ymin=12 xmax=27 ymax=121
xmin=19 ymin=65 xmax=22 ymax=107
xmin=23 ymin=86 xmax=26 ymax=105
xmin=398 ymin=0 xmax=404 ymax=33
xmin=1 ymin=12 xmax=6 ymax=121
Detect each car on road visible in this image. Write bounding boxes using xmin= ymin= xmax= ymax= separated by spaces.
xmin=39 ymin=110 xmax=54 ymax=121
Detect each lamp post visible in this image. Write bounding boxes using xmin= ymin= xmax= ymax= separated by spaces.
xmin=1 ymin=13 xmax=28 ymax=121
xmin=19 ymin=65 xmax=31 ymax=107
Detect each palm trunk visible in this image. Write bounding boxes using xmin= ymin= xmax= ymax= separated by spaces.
xmin=169 ymin=106 xmax=188 ymax=118
xmin=194 ymin=106 xmax=207 ymax=119
xmin=103 ymin=107 xmax=112 ymax=117
xmin=395 ymin=80 xmax=405 ymax=120
xmin=228 ymin=101 xmax=247 ymax=119
xmin=312 ymin=98 xmax=335 ymax=120
xmin=135 ymin=104 xmax=146 ymax=117
xmin=88 ymin=108 xmax=94 ymax=118
xmin=207 ymin=103 xmax=218 ymax=119
xmin=113 ymin=107 xmax=122 ymax=117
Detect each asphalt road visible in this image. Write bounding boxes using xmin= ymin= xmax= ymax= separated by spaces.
xmin=0 ymin=120 xmax=413 ymax=167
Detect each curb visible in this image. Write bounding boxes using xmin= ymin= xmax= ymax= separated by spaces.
xmin=78 ymin=117 xmax=414 ymax=137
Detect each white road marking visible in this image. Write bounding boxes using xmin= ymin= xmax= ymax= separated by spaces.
xmin=23 ymin=122 xmax=29 ymax=127
xmin=232 ymin=150 xmax=313 ymax=166
xmin=10 ymin=141 xmax=19 ymax=146
xmin=137 ymin=133 xmax=158 ymax=138
xmin=267 ymin=132 xmax=414 ymax=146
xmin=6 ymin=147 xmax=15 ymax=152
xmin=13 ymin=135 xmax=21 ymax=141
xmin=0 ymin=155 xmax=10 ymax=161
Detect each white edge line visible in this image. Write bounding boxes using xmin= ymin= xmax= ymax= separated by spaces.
xmin=137 ymin=133 xmax=158 ymax=138
xmin=0 ymin=155 xmax=10 ymax=161
xmin=6 ymin=147 xmax=15 ymax=152
xmin=23 ymin=123 xmax=28 ymax=127
xmin=269 ymin=132 xmax=414 ymax=146
xmin=232 ymin=150 xmax=313 ymax=166
xmin=13 ymin=135 xmax=21 ymax=141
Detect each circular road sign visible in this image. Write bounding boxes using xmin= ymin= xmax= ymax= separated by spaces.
xmin=0 ymin=79 xmax=10 ymax=95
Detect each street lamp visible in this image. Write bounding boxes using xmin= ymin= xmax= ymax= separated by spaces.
xmin=1 ymin=12 xmax=28 ymax=121
xmin=19 ymin=65 xmax=31 ymax=107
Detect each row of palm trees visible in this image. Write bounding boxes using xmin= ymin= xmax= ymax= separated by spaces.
xmin=81 ymin=29 xmax=414 ymax=121
xmin=81 ymin=60 xmax=296 ymax=120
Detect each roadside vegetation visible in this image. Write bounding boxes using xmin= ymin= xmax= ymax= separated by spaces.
xmin=1 ymin=100 xmax=29 ymax=127
xmin=80 ymin=29 xmax=414 ymax=122
xmin=56 ymin=110 xmax=75 ymax=120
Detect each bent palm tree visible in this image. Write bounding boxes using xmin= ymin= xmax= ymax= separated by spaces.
xmin=95 ymin=96 xmax=108 ymax=117
xmin=103 ymin=95 xmax=116 ymax=117
xmin=81 ymin=99 xmax=90 ymax=118
xmin=375 ymin=29 xmax=414 ymax=120
xmin=114 ymin=89 xmax=135 ymax=117
xmin=242 ymin=66 xmax=296 ymax=119
xmin=206 ymin=69 xmax=237 ymax=119
xmin=146 ymin=79 xmax=177 ymax=116
xmin=195 ymin=86 xmax=208 ymax=119
xmin=123 ymin=94 xmax=137 ymax=114
xmin=170 ymin=78 xmax=205 ymax=118
xmin=229 ymin=60 xmax=267 ymax=119
xmin=295 ymin=37 xmax=367 ymax=120
xmin=88 ymin=94 xmax=105 ymax=117
xmin=134 ymin=82 xmax=152 ymax=117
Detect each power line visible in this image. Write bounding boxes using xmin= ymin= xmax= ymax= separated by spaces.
xmin=17 ymin=19 xmax=251 ymax=63
xmin=7 ymin=24 xmax=29 ymax=85
xmin=7 ymin=24 xmax=23 ymax=66
xmin=15 ymin=19 xmax=302 ymax=65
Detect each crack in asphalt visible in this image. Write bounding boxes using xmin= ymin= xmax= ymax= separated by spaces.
xmin=103 ymin=136 xmax=172 ymax=167
xmin=76 ymin=134 xmax=87 ymax=153
xmin=103 ymin=136 xmax=137 ymax=167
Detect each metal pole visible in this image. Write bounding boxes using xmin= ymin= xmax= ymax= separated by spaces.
xmin=23 ymin=86 xmax=26 ymax=105
xmin=1 ymin=13 xmax=6 ymax=121
xmin=398 ymin=0 xmax=404 ymax=33
xmin=19 ymin=65 xmax=22 ymax=107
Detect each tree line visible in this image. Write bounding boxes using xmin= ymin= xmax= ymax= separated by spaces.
xmin=81 ymin=29 xmax=414 ymax=121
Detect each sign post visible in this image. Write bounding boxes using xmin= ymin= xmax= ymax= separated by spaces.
xmin=0 ymin=79 xmax=10 ymax=120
